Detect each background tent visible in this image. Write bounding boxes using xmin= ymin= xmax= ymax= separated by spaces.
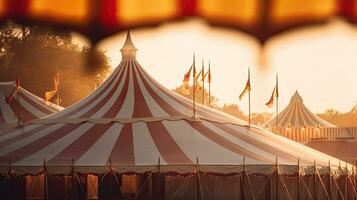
xmin=264 ymin=91 xmax=335 ymax=129
xmin=0 ymin=81 xmax=62 ymax=131
xmin=0 ymin=32 xmax=354 ymax=199
xmin=0 ymin=0 xmax=356 ymax=43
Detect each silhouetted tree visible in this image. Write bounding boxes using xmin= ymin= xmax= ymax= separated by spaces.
xmin=0 ymin=22 xmax=111 ymax=107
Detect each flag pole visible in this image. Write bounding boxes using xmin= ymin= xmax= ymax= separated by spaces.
xmin=276 ymin=73 xmax=279 ymax=133
xmin=17 ymin=73 xmax=21 ymax=126
xmin=192 ymin=53 xmax=196 ymax=118
xmin=208 ymin=60 xmax=211 ymax=108
xmin=56 ymin=66 xmax=60 ymax=106
xmin=202 ymin=59 xmax=205 ymax=105
xmin=248 ymin=68 xmax=251 ymax=127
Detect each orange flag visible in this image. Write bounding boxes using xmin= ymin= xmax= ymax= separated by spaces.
xmin=6 ymin=75 xmax=20 ymax=104
xmin=239 ymin=78 xmax=251 ymax=100
xmin=265 ymin=85 xmax=279 ymax=108
xmin=183 ymin=64 xmax=193 ymax=83
xmin=45 ymin=72 xmax=59 ymax=101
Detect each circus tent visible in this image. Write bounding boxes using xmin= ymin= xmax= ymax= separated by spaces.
xmin=264 ymin=91 xmax=335 ymax=128
xmin=0 ymin=32 xmax=355 ymax=199
xmin=0 ymin=81 xmax=62 ymax=131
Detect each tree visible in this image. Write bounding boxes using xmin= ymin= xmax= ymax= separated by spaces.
xmin=172 ymin=83 xmax=218 ymax=107
xmin=0 ymin=22 xmax=111 ymax=107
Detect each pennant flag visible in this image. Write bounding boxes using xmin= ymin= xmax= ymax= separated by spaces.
xmin=195 ymin=69 xmax=202 ymax=81
xmin=45 ymin=71 xmax=59 ymax=101
xmin=183 ymin=64 xmax=193 ymax=83
xmin=206 ymin=65 xmax=211 ymax=83
xmin=6 ymin=76 xmax=20 ymax=104
xmin=265 ymin=85 xmax=278 ymax=108
xmin=239 ymin=78 xmax=251 ymax=100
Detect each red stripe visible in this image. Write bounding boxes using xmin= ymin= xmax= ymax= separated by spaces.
xmin=8 ymin=97 xmax=37 ymax=122
xmin=102 ymin=63 xmax=130 ymax=118
xmin=135 ymin=63 xmax=181 ymax=116
xmin=18 ymin=91 xmax=53 ymax=115
xmin=178 ymin=0 xmax=197 ymax=16
xmin=48 ymin=123 xmax=114 ymax=165
xmin=137 ymin=64 xmax=225 ymax=122
xmin=147 ymin=121 xmax=192 ymax=164
xmin=57 ymin=65 xmax=124 ymax=119
xmin=110 ymin=124 xmax=135 ymax=165
xmin=132 ymin=64 xmax=191 ymax=163
xmin=0 ymin=125 xmax=48 ymax=148
xmin=213 ymin=123 xmax=297 ymax=163
xmin=100 ymin=0 xmax=118 ymax=30
xmin=6 ymin=0 xmax=31 ymax=17
xmin=188 ymin=121 xmax=271 ymax=163
xmin=0 ymin=124 xmax=82 ymax=165
xmin=81 ymin=63 xmax=129 ymax=118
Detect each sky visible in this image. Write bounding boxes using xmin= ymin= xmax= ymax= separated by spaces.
xmin=81 ymin=18 xmax=357 ymax=115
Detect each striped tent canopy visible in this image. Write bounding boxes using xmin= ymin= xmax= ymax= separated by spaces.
xmin=264 ymin=91 xmax=335 ymax=129
xmin=0 ymin=81 xmax=63 ymax=131
xmin=0 ymin=0 xmax=356 ymax=43
xmin=0 ymin=32 xmax=350 ymax=175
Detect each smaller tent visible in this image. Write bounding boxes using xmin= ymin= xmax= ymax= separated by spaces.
xmin=264 ymin=91 xmax=335 ymax=128
xmin=0 ymin=81 xmax=63 ymax=131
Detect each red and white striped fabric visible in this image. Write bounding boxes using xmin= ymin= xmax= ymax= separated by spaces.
xmin=0 ymin=32 xmax=350 ymax=173
xmin=264 ymin=91 xmax=335 ymax=128
xmin=0 ymin=81 xmax=62 ymax=131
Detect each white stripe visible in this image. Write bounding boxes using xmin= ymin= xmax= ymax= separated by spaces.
xmin=49 ymin=64 xmax=123 ymax=119
xmin=116 ymin=62 xmax=135 ymax=118
xmin=137 ymin=64 xmax=246 ymax=125
xmin=132 ymin=122 xmax=165 ymax=165
xmin=91 ymin=64 xmax=129 ymax=118
xmin=20 ymin=89 xmax=60 ymax=112
xmin=0 ymin=124 xmax=41 ymax=143
xmin=0 ymin=123 xmax=65 ymax=157
xmin=0 ymin=92 xmax=17 ymax=123
xmin=133 ymin=65 xmax=167 ymax=117
xmin=18 ymin=95 xmax=47 ymax=117
xmin=203 ymin=122 xmax=282 ymax=163
xmin=65 ymin=64 xmax=127 ymax=119
xmin=162 ymin=120 xmax=248 ymax=164
xmin=15 ymin=123 xmax=94 ymax=166
xmin=75 ymin=123 xmax=123 ymax=165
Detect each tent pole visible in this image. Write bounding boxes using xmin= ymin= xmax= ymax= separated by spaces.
xmin=241 ymin=156 xmax=247 ymax=200
xmin=196 ymin=157 xmax=204 ymax=200
xmin=328 ymin=160 xmax=332 ymax=199
xmin=275 ymin=156 xmax=279 ymax=200
xmin=297 ymin=157 xmax=301 ymax=200
xmin=314 ymin=160 xmax=318 ymax=200
xmin=43 ymin=158 xmax=48 ymax=200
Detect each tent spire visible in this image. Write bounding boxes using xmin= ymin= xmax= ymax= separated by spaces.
xmin=121 ymin=30 xmax=137 ymax=60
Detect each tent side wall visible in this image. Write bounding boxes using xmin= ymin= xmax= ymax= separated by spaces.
xmin=0 ymin=164 xmax=356 ymax=200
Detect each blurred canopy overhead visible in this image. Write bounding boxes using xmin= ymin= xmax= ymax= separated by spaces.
xmin=0 ymin=0 xmax=356 ymax=44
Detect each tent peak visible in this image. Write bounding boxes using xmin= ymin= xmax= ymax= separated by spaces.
xmin=120 ymin=30 xmax=137 ymax=60
xmin=291 ymin=90 xmax=302 ymax=102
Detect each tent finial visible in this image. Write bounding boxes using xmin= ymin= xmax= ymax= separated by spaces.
xmin=121 ymin=30 xmax=137 ymax=60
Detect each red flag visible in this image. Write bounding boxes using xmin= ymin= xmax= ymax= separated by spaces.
xmin=183 ymin=64 xmax=193 ymax=83
xmin=265 ymin=86 xmax=278 ymax=108
xmin=207 ymin=66 xmax=211 ymax=83
xmin=239 ymin=78 xmax=251 ymax=100
xmin=6 ymin=76 xmax=20 ymax=104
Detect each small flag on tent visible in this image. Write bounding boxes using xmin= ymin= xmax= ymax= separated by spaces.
xmin=195 ymin=69 xmax=202 ymax=91
xmin=6 ymin=75 xmax=20 ymax=104
xmin=206 ymin=66 xmax=211 ymax=83
xmin=45 ymin=71 xmax=59 ymax=101
xmin=239 ymin=78 xmax=251 ymax=100
xmin=265 ymin=85 xmax=278 ymax=108
xmin=183 ymin=64 xmax=193 ymax=83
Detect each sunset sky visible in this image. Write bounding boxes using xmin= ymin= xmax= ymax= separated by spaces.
xmin=86 ymin=18 xmax=357 ymax=115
